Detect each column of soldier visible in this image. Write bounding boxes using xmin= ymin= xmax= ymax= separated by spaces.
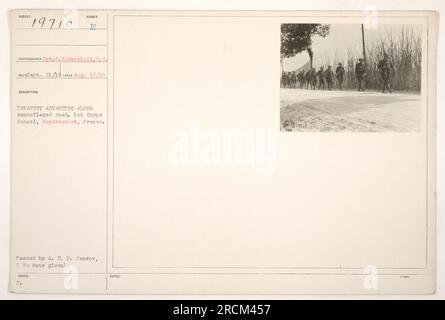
xmin=281 ymin=57 xmax=394 ymax=93
xmin=281 ymin=62 xmax=348 ymax=91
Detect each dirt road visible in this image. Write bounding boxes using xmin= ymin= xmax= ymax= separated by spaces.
xmin=280 ymin=89 xmax=421 ymax=132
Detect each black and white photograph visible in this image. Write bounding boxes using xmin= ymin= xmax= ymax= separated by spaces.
xmin=280 ymin=23 xmax=422 ymax=132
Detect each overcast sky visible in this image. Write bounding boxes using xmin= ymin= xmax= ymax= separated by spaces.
xmin=282 ymin=24 xmax=422 ymax=71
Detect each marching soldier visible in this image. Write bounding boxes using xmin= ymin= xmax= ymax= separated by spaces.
xmin=311 ymin=68 xmax=317 ymax=90
xmin=285 ymin=72 xmax=291 ymax=88
xmin=291 ymin=71 xmax=297 ymax=88
xmin=317 ymin=67 xmax=325 ymax=90
xmin=298 ymin=71 xmax=305 ymax=88
xmin=284 ymin=72 xmax=290 ymax=88
xmin=325 ymin=66 xmax=334 ymax=91
xmin=305 ymin=70 xmax=311 ymax=89
xmin=281 ymin=72 xmax=286 ymax=88
xmin=335 ymin=62 xmax=345 ymax=91
xmin=297 ymin=71 xmax=303 ymax=88
xmin=377 ymin=52 xmax=394 ymax=93
xmin=355 ymin=58 xmax=366 ymax=91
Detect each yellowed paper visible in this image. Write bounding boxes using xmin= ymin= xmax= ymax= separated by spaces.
xmin=9 ymin=9 xmax=437 ymax=294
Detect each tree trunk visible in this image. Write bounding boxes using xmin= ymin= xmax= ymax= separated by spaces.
xmin=307 ymin=48 xmax=314 ymax=69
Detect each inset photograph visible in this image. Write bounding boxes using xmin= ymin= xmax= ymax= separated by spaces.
xmin=280 ymin=23 xmax=422 ymax=132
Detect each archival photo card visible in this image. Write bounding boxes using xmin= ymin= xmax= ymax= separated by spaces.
xmin=9 ymin=10 xmax=437 ymax=295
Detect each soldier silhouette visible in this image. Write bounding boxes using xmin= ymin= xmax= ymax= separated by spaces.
xmin=378 ymin=52 xmax=394 ymax=93
xmin=325 ymin=66 xmax=334 ymax=90
xmin=335 ymin=62 xmax=345 ymax=91
xmin=310 ymin=68 xmax=317 ymax=90
xmin=355 ymin=58 xmax=366 ymax=91
xmin=317 ymin=67 xmax=325 ymax=90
